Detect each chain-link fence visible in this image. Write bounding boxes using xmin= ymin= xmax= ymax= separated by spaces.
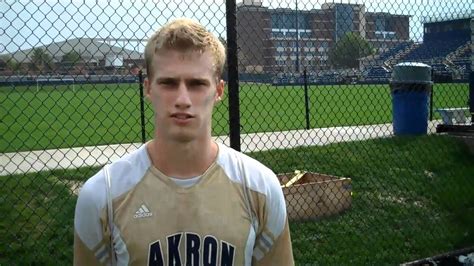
xmin=1 ymin=0 xmax=473 ymax=264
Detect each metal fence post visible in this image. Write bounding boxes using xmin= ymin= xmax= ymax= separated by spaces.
xmin=226 ymin=0 xmax=241 ymax=151
xmin=470 ymin=71 xmax=474 ymax=122
xmin=430 ymin=86 xmax=434 ymax=121
xmin=304 ymin=67 xmax=310 ymax=129
xmin=430 ymin=68 xmax=434 ymax=121
xmin=138 ymin=70 xmax=146 ymax=144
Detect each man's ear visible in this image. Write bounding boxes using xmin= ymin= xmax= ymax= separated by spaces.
xmin=144 ymin=77 xmax=151 ymax=99
xmin=215 ymin=79 xmax=225 ymax=102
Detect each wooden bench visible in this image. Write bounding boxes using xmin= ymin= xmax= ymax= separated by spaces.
xmin=436 ymin=107 xmax=470 ymax=125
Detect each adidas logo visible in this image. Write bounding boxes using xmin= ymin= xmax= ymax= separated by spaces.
xmin=133 ymin=204 xmax=153 ymax=219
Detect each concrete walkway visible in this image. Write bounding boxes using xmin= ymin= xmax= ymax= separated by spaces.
xmin=0 ymin=121 xmax=441 ymax=176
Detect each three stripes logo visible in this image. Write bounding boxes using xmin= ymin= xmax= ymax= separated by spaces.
xmin=134 ymin=204 xmax=153 ymax=219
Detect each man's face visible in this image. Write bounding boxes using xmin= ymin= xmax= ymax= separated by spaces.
xmin=144 ymin=49 xmax=224 ymax=143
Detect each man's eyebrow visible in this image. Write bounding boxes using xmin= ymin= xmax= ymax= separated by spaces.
xmin=155 ymin=77 xmax=177 ymax=83
xmin=187 ymin=78 xmax=210 ymax=84
xmin=154 ymin=77 xmax=211 ymax=84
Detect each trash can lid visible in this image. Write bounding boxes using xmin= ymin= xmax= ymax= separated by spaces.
xmin=391 ymin=62 xmax=432 ymax=85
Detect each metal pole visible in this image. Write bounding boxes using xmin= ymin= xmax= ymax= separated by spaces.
xmin=304 ymin=67 xmax=310 ymax=129
xmin=429 ymin=87 xmax=433 ymax=121
xmin=470 ymin=71 xmax=474 ymax=123
xmin=470 ymin=18 xmax=474 ymax=123
xmin=295 ymin=0 xmax=299 ymax=74
xmin=430 ymin=68 xmax=434 ymax=121
xmin=335 ymin=5 xmax=337 ymax=42
xmin=226 ymin=0 xmax=241 ymax=151
xmin=138 ymin=70 xmax=146 ymax=143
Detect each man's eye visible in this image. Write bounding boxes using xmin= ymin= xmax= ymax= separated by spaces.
xmin=190 ymin=81 xmax=206 ymax=87
xmin=158 ymin=80 xmax=175 ymax=86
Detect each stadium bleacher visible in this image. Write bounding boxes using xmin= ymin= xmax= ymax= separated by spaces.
xmin=456 ymin=48 xmax=470 ymax=58
xmin=363 ymin=66 xmax=391 ymax=83
xmin=453 ymin=59 xmax=471 ymax=76
xmin=363 ymin=23 xmax=471 ymax=83
xmin=403 ymin=30 xmax=469 ymax=61
xmin=430 ymin=63 xmax=450 ymax=74
xmin=363 ymin=43 xmax=413 ymax=82
xmin=378 ymin=42 xmax=412 ymax=61
xmin=0 ymin=74 xmax=138 ymax=86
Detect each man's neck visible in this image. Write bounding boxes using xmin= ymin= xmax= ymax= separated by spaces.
xmin=147 ymin=138 xmax=218 ymax=179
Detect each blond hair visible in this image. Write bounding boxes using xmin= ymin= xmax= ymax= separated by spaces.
xmin=144 ymin=18 xmax=226 ymax=79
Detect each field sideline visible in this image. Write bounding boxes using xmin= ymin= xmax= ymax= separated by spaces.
xmin=0 ymin=82 xmax=469 ymax=152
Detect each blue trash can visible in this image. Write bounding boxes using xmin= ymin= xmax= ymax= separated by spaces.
xmin=390 ymin=62 xmax=432 ymax=135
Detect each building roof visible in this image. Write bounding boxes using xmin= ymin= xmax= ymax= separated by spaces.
xmin=1 ymin=38 xmax=143 ymax=63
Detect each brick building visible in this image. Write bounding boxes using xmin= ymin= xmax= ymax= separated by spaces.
xmin=236 ymin=0 xmax=410 ymax=74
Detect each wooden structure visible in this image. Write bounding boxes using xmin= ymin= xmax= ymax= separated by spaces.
xmin=278 ymin=171 xmax=352 ymax=221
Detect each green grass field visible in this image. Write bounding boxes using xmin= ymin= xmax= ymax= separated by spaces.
xmin=1 ymin=135 xmax=473 ymax=264
xmin=0 ymin=82 xmax=469 ymax=152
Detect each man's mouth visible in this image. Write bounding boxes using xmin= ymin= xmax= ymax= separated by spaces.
xmin=171 ymin=113 xmax=193 ymax=120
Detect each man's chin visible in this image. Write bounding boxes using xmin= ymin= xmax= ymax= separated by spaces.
xmin=169 ymin=132 xmax=197 ymax=143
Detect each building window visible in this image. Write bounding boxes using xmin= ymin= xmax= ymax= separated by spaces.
xmin=375 ymin=17 xmax=385 ymax=32
xmin=300 ymin=32 xmax=312 ymax=38
xmin=271 ymin=12 xmax=309 ymax=30
xmin=375 ymin=31 xmax=396 ymax=39
xmin=271 ymin=32 xmax=285 ymax=38
xmin=335 ymin=4 xmax=355 ymax=41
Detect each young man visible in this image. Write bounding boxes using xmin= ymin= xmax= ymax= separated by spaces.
xmin=74 ymin=18 xmax=294 ymax=265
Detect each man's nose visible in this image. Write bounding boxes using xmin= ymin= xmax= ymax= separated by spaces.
xmin=175 ymin=83 xmax=191 ymax=109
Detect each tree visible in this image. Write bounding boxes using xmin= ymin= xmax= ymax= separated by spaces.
xmin=30 ymin=48 xmax=53 ymax=72
xmin=5 ymin=57 xmax=23 ymax=73
xmin=328 ymin=32 xmax=374 ymax=69
xmin=61 ymin=50 xmax=82 ymax=65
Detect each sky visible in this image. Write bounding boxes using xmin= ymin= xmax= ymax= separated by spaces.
xmin=1 ymin=0 xmax=472 ymax=55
